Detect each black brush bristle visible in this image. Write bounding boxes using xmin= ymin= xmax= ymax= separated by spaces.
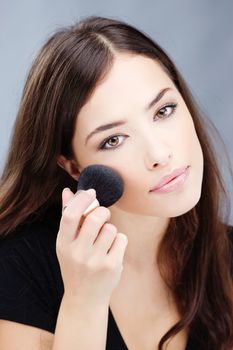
xmin=77 ymin=164 xmax=124 ymax=207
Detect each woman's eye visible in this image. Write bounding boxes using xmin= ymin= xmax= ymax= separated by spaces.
xmin=99 ymin=135 xmax=125 ymax=150
xmin=154 ymin=103 xmax=177 ymax=120
xmin=98 ymin=103 xmax=177 ymax=151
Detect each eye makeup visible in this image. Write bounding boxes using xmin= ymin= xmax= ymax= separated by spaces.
xmin=97 ymin=102 xmax=178 ymax=151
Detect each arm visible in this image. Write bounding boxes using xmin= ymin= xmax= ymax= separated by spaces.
xmin=0 ymin=298 xmax=109 ymax=350
xmin=52 ymin=295 xmax=109 ymax=350
xmin=0 ymin=189 xmax=127 ymax=350
xmin=0 ymin=320 xmax=54 ymax=350
xmin=51 ymin=188 xmax=127 ymax=350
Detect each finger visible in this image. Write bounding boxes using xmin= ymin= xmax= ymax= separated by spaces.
xmin=93 ymin=223 xmax=118 ymax=255
xmin=59 ymin=188 xmax=97 ymax=243
xmin=73 ymin=206 xmax=111 ymax=248
xmin=107 ymin=233 xmax=128 ymax=263
xmin=62 ymin=188 xmax=75 ymax=212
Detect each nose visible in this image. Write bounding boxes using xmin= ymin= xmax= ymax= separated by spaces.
xmin=143 ymin=132 xmax=173 ymax=169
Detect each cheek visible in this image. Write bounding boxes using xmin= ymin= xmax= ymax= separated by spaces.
xmin=111 ymin=118 xmax=204 ymax=217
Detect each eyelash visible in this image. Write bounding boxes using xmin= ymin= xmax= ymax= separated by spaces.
xmin=98 ymin=102 xmax=178 ymax=151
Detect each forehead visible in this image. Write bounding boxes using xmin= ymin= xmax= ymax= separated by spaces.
xmin=75 ymin=54 xmax=175 ymax=132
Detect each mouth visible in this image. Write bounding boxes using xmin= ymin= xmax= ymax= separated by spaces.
xmin=149 ymin=165 xmax=190 ymax=193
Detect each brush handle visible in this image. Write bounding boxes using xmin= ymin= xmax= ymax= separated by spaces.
xmin=78 ymin=198 xmax=100 ymax=229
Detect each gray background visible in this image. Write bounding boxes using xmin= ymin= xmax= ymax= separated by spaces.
xmin=0 ymin=0 xmax=233 ymax=223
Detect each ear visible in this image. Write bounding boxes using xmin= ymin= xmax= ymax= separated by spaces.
xmin=57 ymin=155 xmax=81 ymax=181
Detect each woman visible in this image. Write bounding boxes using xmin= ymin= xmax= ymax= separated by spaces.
xmin=0 ymin=16 xmax=232 ymax=350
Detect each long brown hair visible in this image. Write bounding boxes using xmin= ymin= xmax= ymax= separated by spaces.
xmin=0 ymin=16 xmax=233 ymax=349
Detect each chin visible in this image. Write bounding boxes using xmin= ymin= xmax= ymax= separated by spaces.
xmin=165 ymin=189 xmax=202 ymax=218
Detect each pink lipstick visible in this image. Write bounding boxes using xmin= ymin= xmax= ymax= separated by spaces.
xmin=149 ymin=166 xmax=190 ymax=194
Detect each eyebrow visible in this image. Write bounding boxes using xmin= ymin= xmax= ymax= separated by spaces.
xmin=85 ymin=87 xmax=172 ymax=145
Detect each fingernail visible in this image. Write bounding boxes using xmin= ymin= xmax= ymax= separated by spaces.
xmin=74 ymin=188 xmax=96 ymax=197
xmin=86 ymin=188 xmax=96 ymax=196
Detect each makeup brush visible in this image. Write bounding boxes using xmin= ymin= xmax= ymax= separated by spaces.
xmin=77 ymin=164 xmax=124 ymax=227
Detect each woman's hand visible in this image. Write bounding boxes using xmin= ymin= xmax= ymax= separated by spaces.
xmin=56 ymin=188 xmax=128 ymax=304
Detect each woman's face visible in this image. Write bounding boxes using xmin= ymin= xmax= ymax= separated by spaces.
xmin=68 ymin=54 xmax=204 ymax=218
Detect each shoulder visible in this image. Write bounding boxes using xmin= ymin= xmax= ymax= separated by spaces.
xmin=0 ymin=203 xmax=61 ymax=257
xmin=0 ymin=204 xmax=63 ymax=288
xmin=0 ymin=204 xmax=63 ymax=333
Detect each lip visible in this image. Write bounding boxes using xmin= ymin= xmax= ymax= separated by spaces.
xmin=149 ymin=166 xmax=190 ymax=192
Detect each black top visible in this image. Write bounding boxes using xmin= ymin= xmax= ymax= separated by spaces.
xmin=0 ymin=205 xmax=232 ymax=350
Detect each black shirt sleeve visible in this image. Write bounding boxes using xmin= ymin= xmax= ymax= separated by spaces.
xmin=0 ymin=218 xmax=64 ymax=333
